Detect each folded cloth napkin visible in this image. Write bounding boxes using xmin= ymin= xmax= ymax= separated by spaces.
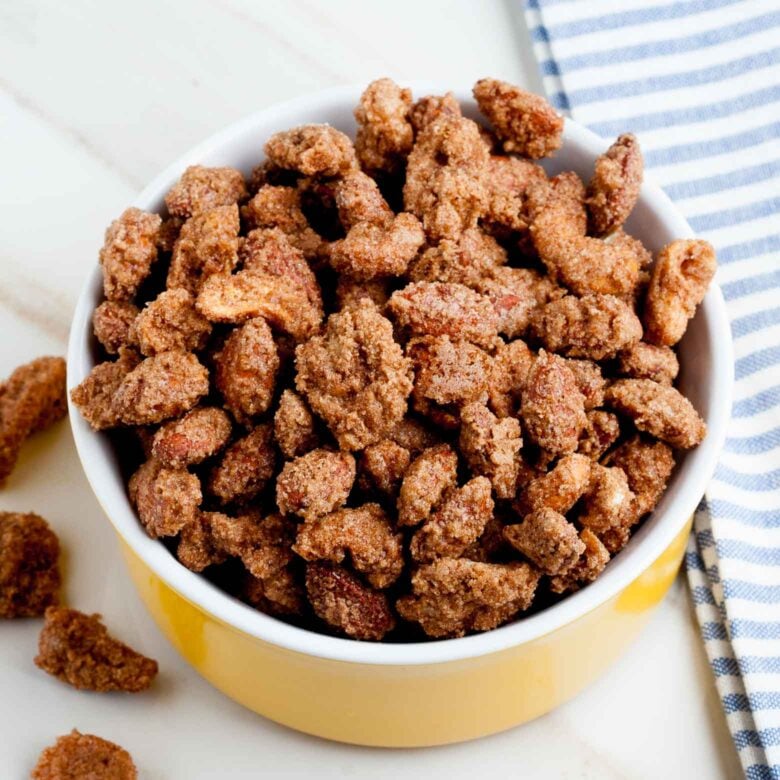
xmin=524 ymin=0 xmax=780 ymax=775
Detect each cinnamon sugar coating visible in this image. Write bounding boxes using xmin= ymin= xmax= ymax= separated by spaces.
xmin=389 ymin=416 xmax=442 ymax=455
xmin=483 ymin=154 xmax=548 ymax=234
xmin=618 ymin=341 xmax=679 ymax=385
xmin=0 ymin=511 xmax=60 ymax=618
xmin=32 ymin=731 xmax=137 ymax=780
xmin=0 ymin=356 xmax=66 ymax=483
xmin=488 ymin=339 xmax=535 ymax=418
xmin=549 ymin=528 xmax=609 ymax=594
xmin=265 ymin=124 xmax=358 ymax=177
xmin=357 ymin=439 xmax=410 ymax=497
xmin=92 ymin=301 xmax=138 ymax=355
xmin=515 ymin=453 xmax=591 ymax=515
xmin=579 ymin=464 xmax=635 ymax=535
xmin=504 ymin=508 xmax=585 ymax=576
xmin=409 ymin=92 xmax=462 ymax=135
xmin=165 ymin=165 xmax=246 ymax=219
xmin=151 ymin=406 xmax=232 ymax=468
xmin=334 ymin=170 xmax=394 ymax=229
xmin=578 ymin=410 xmax=621 ymax=460
xmin=473 ymin=78 xmax=563 ymax=159
xmin=397 ymin=444 xmax=458 ymax=527
xmin=607 ymin=436 xmax=675 ymax=517
xmin=177 ymin=511 xmax=228 ymax=572
xmin=130 ymin=289 xmax=211 ymax=355
xmin=273 ymin=389 xmax=319 ymax=459
xmin=35 ymin=607 xmax=157 ymax=692
xmin=335 ymin=276 xmax=390 ymax=311
xmin=70 ymin=349 xmax=139 ymax=430
xmin=208 ymin=424 xmax=276 ymax=505
xmin=397 ymin=558 xmax=539 ymax=638
xmin=565 ymin=358 xmax=606 ymax=410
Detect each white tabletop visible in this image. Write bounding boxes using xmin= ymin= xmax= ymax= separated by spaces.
xmin=0 ymin=1 xmax=742 ymax=777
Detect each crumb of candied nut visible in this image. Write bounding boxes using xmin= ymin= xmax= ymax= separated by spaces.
xmin=208 ymin=424 xmax=276 ymax=505
xmin=549 ymin=528 xmax=609 ymax=594
xmin=586 ymin=134 xmax=643 ymax=236
xmin=70 ymin=349 xmax=139 ymax=430
xmin=329 ymin=212 xmax=425 ymax=280
xmin=0 ymin=356 xmax=67 ymax=483
xmin=459 ymin=403 xmax=522 ymax=500
xmin=473 ymin=78 xmax=563 ymax=159
xmin=578 ymin=410 xmax=621 ymax=460
xmin=521 ymin=351 xmax=586 ymax=456
xmin=644 ymin=239 xmax=716 ymax=347
xmin=306 ymin=562 xmax=395 ymax=641
xmin=99 ymin=207 xmax=161 ymax=301
xmin=32 ymin=730 xmax=137 ymax=780
xmin=35 ymin=607 xmax=158 ymax=692
xmin=113 ymin=351 xmax=209 ymax=425
xmin=165 ymin=164 xmax=247 ymax=219
xmin=129 ymin=458 xmax=201 ymax=538
xmin=409 ymin=92 xmax=462 ymax=135
xmin=388 ymin=281 xmax=499 ymax=349
xmin=215 ymin=318 xmax=279 ymax=421
xmin=397 ymin=444 xmax=458 ymax=527
xmin=167 ymin=205 xmax=241 ymax=294
xmin=295 ymin=299 xmax=413 ymax=450
xmin=354 ymin=78 xmax=414 ymax=174
xmin=488 ymin=339 xmax=535 ymax=418
xmin=295 ymin=503 xmax=403 ymax=588
xmin=403 ymin=115 xmax=489 ymax=240
xmin=529 ymin=293 xmax=642 ymax=360
xmin=276 ymin=448 xmax=356 ymax=521
xmin=334 ymin=171 xmax=394 ymax=230
xmin=397 ymin=558 xmax=539 ymax=638
xmin=265 ymin=124 xmax=358 ymax=177
xmin=92 ymin=301 xmax=138 ymax=354
xmin=335 ymin=276 xmax=390 ymax=311
xmin=273 ymin=389 xmax=319 ymax=459
xmin=151 ymin=407 xmax=232 ymax=468
xmin=515 ymin=453 xmax=591 ymax=515
xmin=482 ymin=154 xmax=548 ymax=235
xmin=408 ymin=227 xmax=507 ymax=287
xmin=504 ymin=508 xmax=585 ymax=576
xmin=579 ymin=464 xmax=635 ymax=535
xmin=357 ymin=439 xmax=410 ymax=497
xmin=606 ymin=379 xmax=706 ymax=449
xmin=564 ymin=358 xmax=606 ymax=410
xmin=607 ymin=435 xmax=675 ymax=517
xmin=177 ymin=511 xmax=228 ymax=572
xmin=618 ymin=341 xmax=679 ymax=385
xmin=196 ymin=268 xmax=322 ymax=340
xmin=130 ymin=289 xmax=211 ymax=356
xmin=411 ymin=476 xmax=494 ymax=562
xmin=0 ymin=512 xmax=60 ymax=618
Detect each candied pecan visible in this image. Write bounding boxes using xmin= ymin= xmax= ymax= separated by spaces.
xmin=521 ymin=351 xmax=586 ymax=455
xmin=354 ymin=78 xmax=414 ymax=174
xmin=408 ymin=227 xmax=507 ymax=287
xmin=549 ymin=528 xmax=609 ymax=594
xmin=644 ymin=239 xmax=716 ymax=346
xmin=578 ymin=411 xmax=621 ymax=460
xmin=113 ymin=351 xmax=209 ymax=425
xmin=586 ymin=134 xmax=643 ymax=236
xmin=273 ymin=389 xmax=319 ymax=459
xmin=265 ymin=124 xmax=358 ymax=177
xmin=333 ymin=171 xmax=394 ymax=229
xmin=165 ymin=164 xmax=247 ymax=219
xmin=276 ymin=448 xmax=356 ymax=520
xmin=526 ymin=171 xmax=586 ymax=232
xmin=196 ymin=269 xmax=322 ymax=340
xmin=32 ymin=731 xmax=137 ymax=780
xmin=473 ymin=78 xmax=563 ymax=159
xmin=606 ymin=379 xmax=706 ymax=449
xmin=618 ymin=341 xmax=679 ymax=385
xmin=295 ymin=504 xmax=403 ymax=588
xmin=409 ymin=92 xmax=462 ymax=135
xmin=459 ymin=403 xmax=522 ymax=500
xmin=241 ymin=186 xmax=323 ymax=260
xmin=357 ymin=439 xmax=410 ymax=497
xmin=208 ymin=424 xmax=276 ymax=505
xmin=167 ymin=204 xmax=240 ymax=294
xmin=215 ymin=318 xmax=279 ymax=421
xmin=515 ymin=453 xmax=591 ymax=515
xmin=403 ymin=115 xmax=489 ymax=241
xmin=529 ymin=294 xmax=642 ymax=360
xmin=397 ymin=558 xmax=539 ymax=638
xmin=389 ymin=416 xmax=442 ymax=455
xmin=504 ymin=508 xmax=585 ymax=576
xmin=482 ymin=154 xmax=548 ymax=237
xmin=335 ymin=276 xmax=391 ymax=310
xmin=99 ymin=207 xmax=161 ymax=301
xmin=92 ymin=300 xmax=138 ymax=354
xmin=0 ymin=512 xmax=60 ymax=618
xmin=579 ymin=464 xmax=635 ymax=535
xmin=0 ymin=356 xmax=66 ymax=482
xmin=329 ymin=212 xmax=425 ymax=280
xmin=476 ymin=266 xmax=564 ymax=339
xmin=130 ymin=289 xmax=211 ymax=355
xmin=411 ymin=476 xmax=494 ymax=562
xmin=35 ymin=607 xmax=158 ymax=692
xmin=607 ymin=228 xmax=652 ymax=269
xmin=488 ymin=339 xmax=535 ymax=418
xmin=151 ymin=407 xmax=232 ymax=468
xmin=70 ymin=349 xmax=139 ymax=430
xmin=129 ymin=458 xmax=201 ymax=537
xmin=177 ymin=511 xmax=228 ymax=572
xmin=387 ymin=281 xmax=499 ymax=349
xmin=295 ymin=300 xmax=413 ymax=450
xmin=306 ymin=562 xmax=395 ymax=641
xmin=607 ymin=436 xmax=675 ymax=517
xmin=565 ymin=358 xmax=606 ymax=410
xmin=398 ymin=445 xmax=458 ymax=527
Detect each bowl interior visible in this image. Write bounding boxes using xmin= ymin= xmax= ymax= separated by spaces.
xmin=67 ymin=84 xmax=733 ymax=665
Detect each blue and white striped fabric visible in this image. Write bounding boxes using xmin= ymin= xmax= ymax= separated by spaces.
xmin=523 ymin=0 xmax=780 ymax=776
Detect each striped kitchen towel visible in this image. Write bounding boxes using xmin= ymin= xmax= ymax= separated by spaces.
xmin=523 ymin=0 xmax=780 ymax=776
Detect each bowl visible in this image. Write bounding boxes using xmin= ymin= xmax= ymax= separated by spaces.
xmin=67 ymin=83 xmax=733 ymax=747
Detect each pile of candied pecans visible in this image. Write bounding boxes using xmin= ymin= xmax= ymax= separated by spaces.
xmin=72 ymin=78 xmax=716 ymax=642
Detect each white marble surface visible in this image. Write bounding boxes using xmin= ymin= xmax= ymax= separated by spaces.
xmin=0 ymin=1 xmax=742 ymax=777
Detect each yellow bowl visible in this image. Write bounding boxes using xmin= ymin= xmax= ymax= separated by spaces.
xmin=67 ymin=84 xmax=733 ymax=747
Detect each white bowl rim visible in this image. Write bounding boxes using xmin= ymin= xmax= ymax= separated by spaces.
xmin=67 ymin=82 xmax=733 ymax=666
